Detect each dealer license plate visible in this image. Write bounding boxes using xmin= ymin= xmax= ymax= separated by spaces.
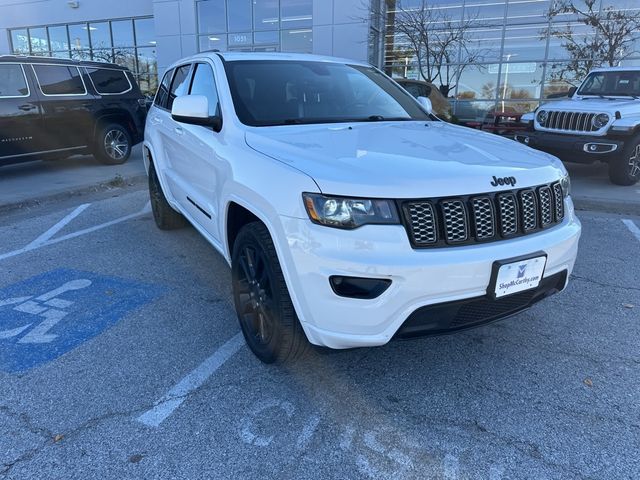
xmin=493 ymin=255 xmax=547 ymax=298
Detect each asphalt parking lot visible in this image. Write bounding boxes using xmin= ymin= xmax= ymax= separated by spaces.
xmin=1 ymin=185 xmax=639 ymax=479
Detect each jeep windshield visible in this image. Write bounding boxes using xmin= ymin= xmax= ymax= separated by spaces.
xmin=577 ymin=70 xmax=640 ymax=98
xmin=224 ymin=60 xmax=430 ymax=127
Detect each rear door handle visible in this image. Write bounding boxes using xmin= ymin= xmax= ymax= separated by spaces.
xmin=174 ymin=126 xmax=184 ymax=135
xmin=18 ymin=104 xmax=36 ymax=111
xmin=150 ymin=116 xmax=162 ymax=125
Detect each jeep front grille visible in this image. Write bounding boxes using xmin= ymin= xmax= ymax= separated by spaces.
xmin=539 ymin=111 xmax=601 ymax=132
xmin=402 ymin=182 xmax=565 ymax=248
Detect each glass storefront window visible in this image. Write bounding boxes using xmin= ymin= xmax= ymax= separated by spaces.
xmin=465 ymin=27 xmax=504 ymax=62
xmin=29 ymin=27 xmax=48 ymax=54
xmin=198 ymin=0 xmax=227 ymax=34
xmin=254 ymin=31 xmax=279 ymax=45
xmin=89 ymin=22 xmax=111 ymax=50
xmin=502 ymin=26 xmax=548 ymax=62
xmin=111 ymin=20 xmax=135 ymax=48
xmin=543 ymin=62 xmax=584 ymax=97
xmin=11 ymin=29 xmax=29 ymax=53
xmin=497 ymin=61 xmax=544 ymax=100
xmin=199 ymin=34 xmax=227 ymax=52
xmin=505 ymin=0 xmax=550 ymax=26
xmin=135 ymin=18 xmax=156 ymax=46
xmin=228 ymin=0 xmax=252 ymax=32
xmin=48 ymin=26 xmax=69 ymax=52
xmin=136 ymin=47 xmax=157 ymax=75
xmin=68 ymin=24 xmax=90 ymax=51
xmin=464 ymin=0 xmax=506 ymax=26
xmin=457 ymin=64 xmax=499 ymax=100
xmin=254 ymin=0 xmax=279 ymax=31
xmin=281 ymin=29 xmax=312 ymax=53
xmin=281 ymin=0 xmax=312 ymax=29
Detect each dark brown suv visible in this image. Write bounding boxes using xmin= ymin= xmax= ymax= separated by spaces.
xmin=0 ymin=55 xmax=146 ymax=167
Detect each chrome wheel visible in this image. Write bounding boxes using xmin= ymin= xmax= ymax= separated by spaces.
xmin=629 ymin=143 xmax=640 ymax=177
xmin=104 ymin=129 xmax=129 ymax=161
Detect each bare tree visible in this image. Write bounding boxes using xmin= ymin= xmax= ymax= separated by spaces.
xmin=545 ymin=0 xmax=640 ymax=83
xmin=371 ymin=0 xmax=492 ymax=97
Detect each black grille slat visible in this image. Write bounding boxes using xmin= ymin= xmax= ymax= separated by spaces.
xmin=403 ymin=182 xmax=565 ymax=248
xmin=406 ymin=202 xmax=437 ymax=245
xmin=441 ymin=200 xmax=468 ymax=243
xmin=498 ymin=193 xmax=518 ymax=236
xmin=471 ymin=197 xmax=495 ymax=240
xmin=519 ymin=190 xmax=538 ymax=231
xmin=552 ymin=182 xmax=564 ymax=222
xmin=538 ymin=186 xmax=553 ymax=227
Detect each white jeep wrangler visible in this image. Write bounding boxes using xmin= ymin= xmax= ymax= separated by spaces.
xmin=144 ymin=52 xmax=581 ymax=364
xmin=516 ymin=67 xmax=640 ymax=186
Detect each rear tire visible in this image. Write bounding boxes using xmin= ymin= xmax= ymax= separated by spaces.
xmin=148 ymin=162 xmax=187 ymax=230
xmin=232 ymin=222 xmax=309 ymax=364
xmin=609 ymin=135 xmax=640 ymax=186
xmin=94 ymin=123 xmax=132 ymax=165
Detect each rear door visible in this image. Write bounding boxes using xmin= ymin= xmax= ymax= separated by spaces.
xmin=30 ymin=63 xmax=95 ymax=151
xmin=0 ymin=63 xmax=43 ymax=160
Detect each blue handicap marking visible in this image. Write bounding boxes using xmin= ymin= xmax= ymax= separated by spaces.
xmin=0 ymin=269 xmax=164 ymax=373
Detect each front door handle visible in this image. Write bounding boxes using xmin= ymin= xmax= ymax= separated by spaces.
xmin=174 ymin=126 xmax=184 ymax=135
xmin=18 ymin=104 xmax=36 ymax=111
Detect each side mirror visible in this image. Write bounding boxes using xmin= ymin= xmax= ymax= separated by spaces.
xmin=567 ymin=86 xmax=577 ymax=97
xmin=417 ymin=96 xmax=433 ymax=115
xmin=171 ymin=95 xmax=222 ymax=132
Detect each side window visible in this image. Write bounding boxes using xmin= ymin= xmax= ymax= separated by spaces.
xmin=0 ymin=64 xmax=29 ymax=97
xmin=167 ymin=64 xmax=192 ymax=111
xmin=32 ymin=65 xmax=86 ymax=95
xmin=154 ymin=69 xmax=173 ymax=109
xmin=189 ymin=63 xmax=220 ymax=117
xmin=402 ymin=83 xmax=421 ymax=98
xmin=86 ymin=68 xmax=131 ymax=94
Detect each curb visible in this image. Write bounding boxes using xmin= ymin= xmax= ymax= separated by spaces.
xmin=0 ymin=173 xmax=147 ymax=215
xmin=572 ymin=196 xmax=640 ymax=217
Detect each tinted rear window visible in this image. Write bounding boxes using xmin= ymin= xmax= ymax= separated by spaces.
xmin=154 ymin=69 xmax=173 ymax=109
xmin=32 ymin=64 xmax=86 ymax=95
xmin=87 ymin=67 xmax=131 ymax=94
xmin=0 ymin=64 xmax=29 ymax=97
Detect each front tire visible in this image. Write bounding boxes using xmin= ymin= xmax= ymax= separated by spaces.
xmin=94 ymin=123 xmax=132 ymax=165
xmin=232 ymin=222 xmax=309 ymax=364
xmin=609 ymin=136 xmax=640 ymax=186
xmin=148 ymin=162 xmax=186 ymax=230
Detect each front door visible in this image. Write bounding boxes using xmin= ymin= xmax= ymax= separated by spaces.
xmin=0 ymin=63 xmax=43 ymax=161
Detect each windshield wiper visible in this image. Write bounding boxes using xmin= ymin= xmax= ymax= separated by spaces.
xmin=275 ymin=116 xmax=415 ymax=126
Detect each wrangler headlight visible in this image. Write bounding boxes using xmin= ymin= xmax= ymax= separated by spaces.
xmin=536 ymin=110 xmax=548 ymax=125
xmin=592 ymin=113 xmax=609 ymax=129
xmin=303 ymin=193 xmax=400 ymax=229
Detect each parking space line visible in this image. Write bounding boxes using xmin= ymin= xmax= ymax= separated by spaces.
xmin=26 ymin=203 xmax=91 ymax=249
xmin=0 ymin=202 xmax=150 ymax=262
xmin=622 ymin=219 xmax=640 ymax=243
xmin=137 ymin=332 xmax=245 ymax=428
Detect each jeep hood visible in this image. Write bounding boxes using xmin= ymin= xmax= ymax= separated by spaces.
xmin=245 ymin=121 xmax=565 ymax=198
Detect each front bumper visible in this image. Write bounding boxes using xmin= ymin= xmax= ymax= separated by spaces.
xmin=278 ymin=200 xmax=581 ymax=349
xmin=514 ymin=130 xmax=625 ymax=163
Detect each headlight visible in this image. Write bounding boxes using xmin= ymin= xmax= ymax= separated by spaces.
xmin=536 ymin=110 xmax=548 ymax=125
xmin=592 ymin=113 xmax=610 ymax=129
xmin=303 ymin=193 xmax=400 ymax=229
xmin=560 ymin=174 xmax=571 ymax=198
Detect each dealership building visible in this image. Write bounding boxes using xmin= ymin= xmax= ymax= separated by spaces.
xmin=1 ymin=0 xmax=638 ymax=117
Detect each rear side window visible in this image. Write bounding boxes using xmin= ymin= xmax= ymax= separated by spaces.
xmin=32 ymin=64 xmax=86 ymax=95
xmin=167 ymin=64 xmax=192 ymax=111
xmin=0 ymin=64 xmax=29 ymax=97
xmin=86 ymin=67 xmax=131 ymax=94
xmin=154 ymin=69 xmax=173 ymax=109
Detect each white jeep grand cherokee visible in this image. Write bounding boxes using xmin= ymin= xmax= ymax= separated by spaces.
xmin=144 ymin=52 xmax=581 ymax=364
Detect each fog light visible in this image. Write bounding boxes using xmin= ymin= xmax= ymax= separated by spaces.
xmin=329 ymin=276 xmax=391 ymax=299
xmin=590 ymin=144 xmax=597 ymax=151
xmin=524 ymin=137 xmax=530 ymax=145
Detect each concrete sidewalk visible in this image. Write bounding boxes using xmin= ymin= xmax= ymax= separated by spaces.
xmin=0 ymin=145 xmax=147 ymax=214
xmin=1 ymin=145 xmax=639 ymax=215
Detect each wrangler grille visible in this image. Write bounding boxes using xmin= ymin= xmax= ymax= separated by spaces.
xmin=402 ymin=182 xmax=565 ymax=248
xmin=539 ymin=111 xmax=602 ymax=132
